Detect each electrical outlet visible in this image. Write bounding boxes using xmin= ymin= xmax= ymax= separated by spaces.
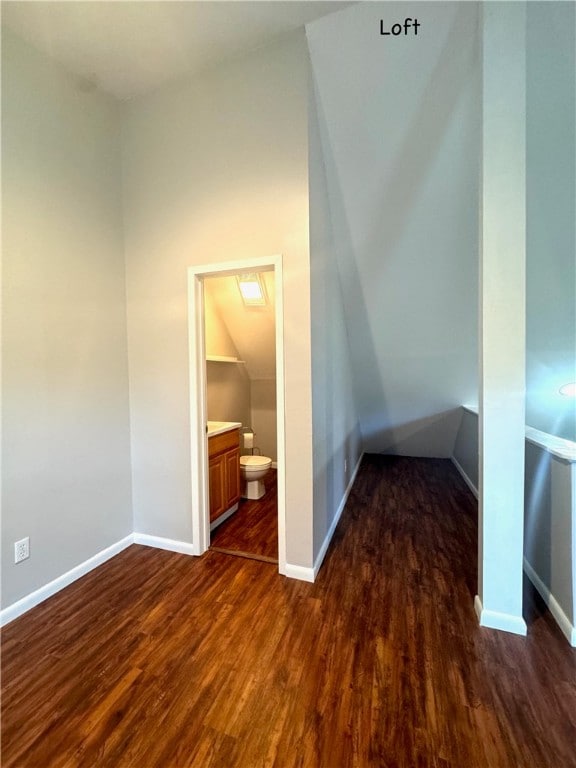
xmin=14 ymin=537 xmax=29 ymax=564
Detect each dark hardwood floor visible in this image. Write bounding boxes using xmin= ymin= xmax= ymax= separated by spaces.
xmin=2 ymin=455 xmax=575 ymax=767
xmin=211 ymin=469 xmax=278 ymax=562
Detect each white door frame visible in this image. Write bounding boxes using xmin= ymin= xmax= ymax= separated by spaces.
xmin=187 ymin=255 xmax=286 ymax=574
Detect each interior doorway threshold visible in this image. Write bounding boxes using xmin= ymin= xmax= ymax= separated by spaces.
xmin=209 ymin=546 xmax=278 ymax=565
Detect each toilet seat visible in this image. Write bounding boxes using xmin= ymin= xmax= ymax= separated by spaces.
xmin=240 ymin=455 xmax=272 ymax=469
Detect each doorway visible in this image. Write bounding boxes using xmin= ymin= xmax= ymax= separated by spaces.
xmin=204 ymin=270 xmax=278 ymax=562
xmin=188 ymin=256 xmax=286 ymax=573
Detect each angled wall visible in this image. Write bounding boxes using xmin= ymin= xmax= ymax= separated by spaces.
xmin=308 ymin=62 xmax=363 ymax=564
xmin=204 ymin=285 xmax=251 ymax=431
xmin=306 ymin=2 xmax=480 ymax=457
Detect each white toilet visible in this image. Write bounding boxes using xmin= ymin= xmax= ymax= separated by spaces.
xmin=239 ymin=455 xmax=272 ymax=500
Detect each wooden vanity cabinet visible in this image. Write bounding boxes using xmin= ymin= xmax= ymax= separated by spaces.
xmin=208 ymin=428 xmax=240 ymax=523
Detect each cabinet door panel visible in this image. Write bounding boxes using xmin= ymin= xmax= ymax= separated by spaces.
xmin=225 ymin=448 xmax=240 ymax=508
xmin=209 ymin=455 xmax=225 ymax=522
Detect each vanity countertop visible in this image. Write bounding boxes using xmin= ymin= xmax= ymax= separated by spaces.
xmin=207 ymin=421 xmax=242 ymax=438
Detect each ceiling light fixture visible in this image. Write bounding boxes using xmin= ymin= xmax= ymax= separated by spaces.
xmin=237 ymin=273 xmax=266 ymax=306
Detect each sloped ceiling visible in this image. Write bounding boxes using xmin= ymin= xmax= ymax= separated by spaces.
xmin=205 ymin=272 xmax=276 ymax=380
xmin=1 ymin=1 xmax=354 ymax=100
xmin=307 ymin=3 xmax=480 ymax=457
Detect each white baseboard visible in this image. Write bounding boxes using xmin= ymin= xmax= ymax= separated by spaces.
xmin=1 ymin=532 xmax=199 ymax=627
xmin=209 ymin=503 xmax=238 ymax=532
xmin=0 ymin=451 xmax=364 ymax=624
xmin=451 ymin=456 xmax=478 ymax=499
xmin=283 ymin=453 xmax=364 ymax=585
xmin=474 ymin=594 xmax=527 ymax=636
xmin=523 ymin=557 xmax=576 ymax=647
xmin=313 ymin=452 xmax=365 ymax=580
xmin=0 ymin=534 xmax=134 ymax=627
xmin=133 ymin=533 xmax=196 ymax=556
xmin=284 ymin=563 xmax=315 ymax=582
xmin=474 ymin=594 xmax=483 ymax=622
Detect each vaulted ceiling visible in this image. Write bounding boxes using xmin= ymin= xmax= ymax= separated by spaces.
xmin=205 ymin=272 xmax=276 ymax=381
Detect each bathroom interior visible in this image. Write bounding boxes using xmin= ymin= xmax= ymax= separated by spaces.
xmin=204 ymin=270 xmax=278 ymax=563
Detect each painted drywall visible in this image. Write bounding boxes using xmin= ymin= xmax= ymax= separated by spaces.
xmin=204 ymin=282 xmax=251 ymax=428
xmin=526 ymin=2 xmax=576 ymax=443
xmin=478 ymin=2 xmax=527 ymax=634
xmin=1 ymin=30 xmax=132 ymax=608
xmin=306 ymin=2 xmax=479 ymax=458
xmin=121 ymin=31 xmax=314 ymax=566
xmin=206 ymin=272 xmax=276 ymax=380
xmin=206 ymin=361 xmax=251 ymax=430
xmin=453 ymin=407 xmax=576 ymax=644
xmin=308 ymin=55 xmax=362 ymax=560
xmin=204 ymin=280 xmax=241 ymax=359
xmin=453 ymin=408 xmax=479 ymax=493
xmin=525 ymin=444 xmax=575 ymax=629
xmin=204 ymin=276 xmax=275 ymax=460
xmin=250 ymin=379 xmax=277 ymax=463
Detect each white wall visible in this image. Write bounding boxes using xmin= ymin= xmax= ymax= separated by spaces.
xmin=121 ymin=31 xmax=314 ymax=567
xmin=206 ymin=360 xmax=251 ymax=431
xmin=526 ymin=2 xmax=576 ymax=443
xmin=204 ymin=281 xmax=241 ymax=359
xmin=525 ymin=442 xmax=575 ymax=641
xmin=206 ymin=272 xmax=276 ymax=381
xmin=453 ymin=407 xmax=479 ymax=493
xmin=204 ymin=284 xmax=251 ymax=428
xmin=453 ymin=408 xmax=576 ymax=645
xmin=308 ymin=54 xmax=362 ymax=560
xmin=306 ymin=2 xmax=480 ymax=458
xmin=250 ymin=379 xmax=277 ymax=463
xmin=1 ymin=31 xmax=132 ymax=608
xmin=477 ymin=1 xmax=527 ymax=635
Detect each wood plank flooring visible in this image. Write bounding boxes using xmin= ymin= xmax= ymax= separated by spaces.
xmin=2 ymin=455 xmax=575 ymax=767
xmin=210 ymin=469 xmax=278 ymax=562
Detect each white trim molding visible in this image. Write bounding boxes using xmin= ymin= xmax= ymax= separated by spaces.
xmin=474 ymin=594 xmax=527 ymax=636
xmin=0 ymin=535 xmax=134 ymax=627
xmin=0 ymin=533 xmax=200 ymax=626
xmin=523 ymin=558 xmax=576 ymax=647
xmin=451 ymin=456 xmax=479 ymax=499
xmin=525 ymin=427 xmax=576 ymax=463
xmin=283 ymin=453 xmax=364 ymax=584
xmin=188 ymin=255 xmax=287 ymax=573
xmin=313 ymin=452 xmax=364 ymax=579
xmin=133 ymin=534 xmax=196 ymax=556
xmin=209 ymin=504 xmax=238 ymax=532
xmin=284 ymin=563 xmax=315 ymax=583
